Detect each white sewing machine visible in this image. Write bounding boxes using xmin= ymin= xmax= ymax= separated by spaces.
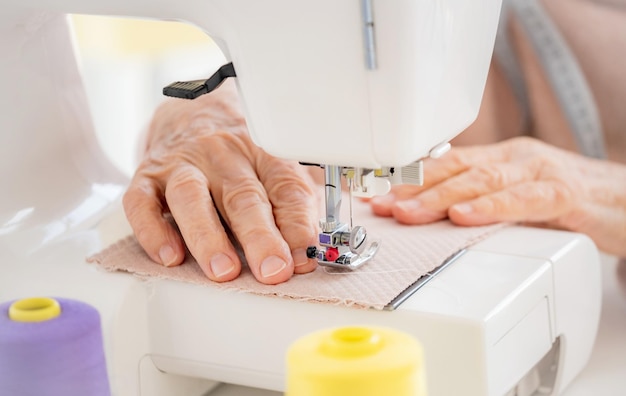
xmin=0 ymin=1 xmax=602 ymax=395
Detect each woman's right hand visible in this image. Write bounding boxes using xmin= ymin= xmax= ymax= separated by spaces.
xmin=123 ymin=81 xmax=320 ymax=285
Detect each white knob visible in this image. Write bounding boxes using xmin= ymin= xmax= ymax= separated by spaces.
xmin=371 ymin=177 xmax=391 ymax=196
xmin=429 ymin=142 xmax=451 ymax=159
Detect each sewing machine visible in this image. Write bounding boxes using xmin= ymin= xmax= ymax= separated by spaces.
xmin=0 ymin=1 xmax=602 ymax=395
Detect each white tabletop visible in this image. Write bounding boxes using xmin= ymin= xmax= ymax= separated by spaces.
xmin=562 ymin=255 xmax=626 ymax=395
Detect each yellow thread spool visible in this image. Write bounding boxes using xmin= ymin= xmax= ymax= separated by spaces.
xmin=8 ymin=297 xmax=61 ymax=323
xmin=286 ymin=326 xmax=427 ymax=396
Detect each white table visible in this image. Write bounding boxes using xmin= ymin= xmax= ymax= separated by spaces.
xmin=561 ymin=255 xmax=626 ymax=395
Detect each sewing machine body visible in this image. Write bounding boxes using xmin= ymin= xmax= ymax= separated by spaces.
xmin=0 ymin=2 xmax=601 ymax=396
xmin=3 ymin=0 xmax=503 ymax=271
xmin=6 ymin=0 xmax=501 ymax=169
xmin=1 ymin=214 xmax=601 ymax=396
xmin=142 ymin=226 xmax=602 ymax=396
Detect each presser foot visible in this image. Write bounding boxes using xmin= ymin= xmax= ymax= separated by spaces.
xmin=306 ymin=225 xmax=380 ymax=270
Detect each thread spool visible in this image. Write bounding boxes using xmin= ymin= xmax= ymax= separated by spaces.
xmin=286 ymin=326 xmax=426 ymax=396
xmin=0 ymin=297 xmax=111 ymax=396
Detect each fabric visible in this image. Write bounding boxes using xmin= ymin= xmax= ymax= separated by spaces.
xmin=88 ymin=200 xmax=503 ymax=310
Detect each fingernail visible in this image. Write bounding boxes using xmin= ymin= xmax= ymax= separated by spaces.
xmin=159 ymin=245 xmax=178 ymax=267
xmin=395 ymin=200 xmax=421 ymax=213
xmin=261 ymin=256 xmax=287 ymax=278
xmin=292 ymin=248 xmax=310 ymax=267
xmin=210 ymin=253 xmax=235 ymax=278
xmin=371 ymin=195 xmax=394 ymax=206
xmin=452 ymin=203 xmax=473 ymax=214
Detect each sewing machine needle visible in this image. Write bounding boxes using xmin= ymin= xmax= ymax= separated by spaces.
xmin=348 ymin=178 xmax=354 ymax=230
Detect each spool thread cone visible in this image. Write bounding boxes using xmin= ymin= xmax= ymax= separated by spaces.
xmin=286 ymin=326 xmax=427 ymax=396
xmin=8 ymin=297 xmax=61 ymax=322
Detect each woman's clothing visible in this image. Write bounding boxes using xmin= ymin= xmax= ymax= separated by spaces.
xmin=495 ymin=0 xmax=607 ymax=159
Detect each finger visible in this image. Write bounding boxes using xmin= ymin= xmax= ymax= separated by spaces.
xmin=370 ymin=194 xmax=395 ymax=217
xmin=165 ymin=166 xmax=242 ymax=282
xmin=217 ymin=169 xmax=296 ymax=284
xmin=417 ymin=141 xmax=512 ymax=188
xmin=369 ymin=148 xmax=481 ymax=217
xmin=391 ymin=161 xmax=536 ymax=224
xmin=197 ymin=133 xmax=296 ymax=284
xmin=370 ymin=186 xmax=422 ymax=217
xmin=369 ymin=141 xmax=514 ymax=217
xmin=123 ymin=177 xmax=185 ymax=267
xmin=448 ymin=180 xmax=577 ymax=225
xmin=257 ymin=157 xmax=319 ymax=274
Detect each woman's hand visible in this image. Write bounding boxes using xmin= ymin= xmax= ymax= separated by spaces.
xmin=123 ymin=81 xmax=319 ymax=285
xmin=370 ymin=137 xmax=626 ymax=256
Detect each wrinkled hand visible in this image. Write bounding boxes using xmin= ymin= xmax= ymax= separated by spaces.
xmin=123 ymin=82 xmax=319 ymax=284
xmin=370 ymin=137 xmax=626 ymax=256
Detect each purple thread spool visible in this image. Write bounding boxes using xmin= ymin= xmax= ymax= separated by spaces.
xmin=0 ymin=297 xmax=111 ymax=396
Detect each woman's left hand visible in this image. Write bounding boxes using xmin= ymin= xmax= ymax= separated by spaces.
xmin=370 ymin=137 xmax=626 ymax=256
